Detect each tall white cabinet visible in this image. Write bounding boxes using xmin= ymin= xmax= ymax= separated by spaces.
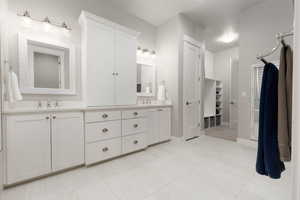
xmin=79 ymin=11 xmax=139 ymax=106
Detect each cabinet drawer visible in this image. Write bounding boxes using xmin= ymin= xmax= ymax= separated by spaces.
xmin=85 ymin=111 xmax=121 ymax=123
xmin=122 ymin=118 xmax=147 ymax=136
xmin=86 ymin=121 xmax=121 ymax=143
xmin=85 ymin=138 xmax=122 ymax=165
xmin=122 ymin=110 xmax=147 ymax=119
xmin=122 ymin=133 xmax=147 ymax=154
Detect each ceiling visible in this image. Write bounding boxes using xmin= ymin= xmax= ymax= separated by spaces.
xmin=106 ymin=0 xmax=265 ymax=51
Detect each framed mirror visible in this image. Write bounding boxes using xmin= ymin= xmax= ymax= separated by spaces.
xmin=136 ymin=57 xmax=156 ymax=97
xmin=18 ymin=33 xmax=76 ymax=95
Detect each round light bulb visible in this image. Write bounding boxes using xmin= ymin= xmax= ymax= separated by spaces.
xmin=43 ymin=17 xmax=52 ymax=32
xmin=22 ymin=16 xmax=32 ymax=26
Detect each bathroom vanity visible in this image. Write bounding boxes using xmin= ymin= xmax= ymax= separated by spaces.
xmin=3 ymin=105 xmax=171 ymax=185
xmin=2 ymin=10 xmax=172 ymax=186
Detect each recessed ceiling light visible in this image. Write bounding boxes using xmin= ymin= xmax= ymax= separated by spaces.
xmin=217 ymin=31 xmax=239 ymax=43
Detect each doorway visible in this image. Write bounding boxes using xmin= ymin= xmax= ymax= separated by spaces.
xmin=229 ymin=58 xmax=239 ymax=129
xmin=182 ymin=40 xmax=202 ymax=140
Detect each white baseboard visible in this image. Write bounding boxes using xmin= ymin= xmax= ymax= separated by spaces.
xmin=237 ymin=138 xmax=258 ymax=149
xmin=222 ymin=122 xmax=229 ymax=126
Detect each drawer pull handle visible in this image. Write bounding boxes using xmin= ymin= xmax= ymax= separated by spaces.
xmin=102 ymin=114 xmax=108 ymax=119
xmin=102 ymin=147 xmax=109 ymax=152
xmin=133 ymin=140 xmax=139 ymax=144
xmin=157 ymin=109 xmax=163 ymax=111
xmin=46 ymin=116 xmax=50 ymax=120
xmin=133 ymin=124 xmax=139 ymax=128
xmin=102 ymin=128 xmax=109 ymax=133
xmin=133 ymin=112 xmax=138 ymax=116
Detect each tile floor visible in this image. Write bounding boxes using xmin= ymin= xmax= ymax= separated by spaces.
xmin=205 ymin=125 xmax=238 ymax=142
xmin=1 ymin=136 xmax=292 ymax=200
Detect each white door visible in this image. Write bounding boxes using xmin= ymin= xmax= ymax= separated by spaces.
xmin=158 ymin=108 xmax=171 ymax=142
xmin=51 ymin=112 xmax=84 ymax=172
xmin=86 ymin=20 xmax=115 ymax=106
xmin=115 ymin=30 xmax=137 ymax=105
xmin=183 ymin=41 xmax=201 ymax=139
xmin=6 ymin=114 xmax=51 ymax=184
xmin=229 ymin=58 xmax=239 ymax=129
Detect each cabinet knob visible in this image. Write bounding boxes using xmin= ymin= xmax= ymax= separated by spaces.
xmin=102 ymin=128 xmax=109 ymax=133
xmin=52 ymin=116 xmax=56 ymax=119
xmin=157 ymin=109 xmax=163 ymax=111
xmin=102 ymin=147 xmax=109 ymax=152
xmin=102 ymin=114 xmax=108 ymax=119
xmin=133 ymin=112 xmax=138 ymax=116
xmin=133 ymin=140 xmax=139 ymax=145
xmin=46 ymin=116 xmax=50 ymax=120
xmin=133 ymin=124 xmax=139 ymax=128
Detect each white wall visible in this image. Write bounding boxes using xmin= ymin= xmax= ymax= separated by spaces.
xmin=0 ymin=0 xmax=8 ymax=192
xmin=156 ymin=17 xmax=180 ymax=137
xmin=214 ymin=47 xmax=239 ymax=123
xmin=156 ymin=14 xmax=204 ymax=137
xmin=238 ymin=0 xmax=293 ymax=140
xmin=4 ymin=0 xmax=157 ymax=108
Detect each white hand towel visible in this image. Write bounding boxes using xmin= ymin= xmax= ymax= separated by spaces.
xmin=7 ymin=71 xmax=23 ymax=103
xmin=157 ymin=85 xmax=166 ymax=101
xmin=11 ymin=72 xmax=23 ymax=101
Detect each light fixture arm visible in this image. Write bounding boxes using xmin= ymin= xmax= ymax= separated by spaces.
xmin=17 ymin=10 xmax=72 ymax=31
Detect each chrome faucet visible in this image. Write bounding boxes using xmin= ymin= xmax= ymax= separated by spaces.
xmin=54 ymin=100 xmax=59 ymax=107
xmin=47 ymin=99 xmax=52 ymax=108
xmin=37 ymin=100 xmax=42 ymax=108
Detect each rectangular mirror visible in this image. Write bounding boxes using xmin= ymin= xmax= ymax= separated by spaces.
xmin=19 ymin=33 xmax=76 ymax=95
xmin=136 ymin=61 xmax=156 ymax=97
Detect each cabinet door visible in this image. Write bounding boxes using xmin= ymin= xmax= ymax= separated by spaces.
xmin=6 ymin=114 xmax=51 ymax=184
xmin=147 ymin=110 xmax=160 ymax=145
xmin=115 ymin=30 xmax=137 ymax=105
xmin=51 ymin=112 xmax=84 ymax=171
xmin=158 ymin=108 xmax=171 ymax=142
xmin=86 ymin=20 xmax=115 ymax=106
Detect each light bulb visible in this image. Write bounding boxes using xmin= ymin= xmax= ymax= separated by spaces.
xmin=43 ymin=17 xmax=52 ymax=32
xmin=20 ymin=11 xmax=32 ymax=27
xmin=151 ymin=51 xmax=156 ymax=59
xmin=143 ymin=49 xmax=150 ymax=57
xmin=137 ymin=47 xmax=142 ymax=55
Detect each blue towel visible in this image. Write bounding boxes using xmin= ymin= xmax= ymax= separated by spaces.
xmin=256 ymin=63 xmax=285 ymax=179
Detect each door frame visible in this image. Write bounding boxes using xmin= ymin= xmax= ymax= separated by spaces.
xmin=229 ymin=57 xmax=239 ymax=129
xmin=293 ymin=0 xmax=300 ymax=198
xmin=182 ymin=35 xmax=204 ymax=140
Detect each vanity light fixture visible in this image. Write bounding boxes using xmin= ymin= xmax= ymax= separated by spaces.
xmin=142 ymin=49 xmax=150 ymax=56
xmin=137 ymin=47 xmax=156 ymax=58
xmin=43 ymin=17 xmax=52 ymax=32
xmin=151 ymin=50 xmax=156 ymax=58
xmin=17 ymin=10 xmax=72 ymax=32
xmin=20 ymin=10 xmax=32 ymax=26
xmin=137 ymin=46 xmax=143 ymax=55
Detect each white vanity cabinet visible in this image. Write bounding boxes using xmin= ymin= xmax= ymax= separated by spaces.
xmin=147 ymin=108 xmax=171 ymax=145
xmin=79 ymin=11 xmax=139 ymax=106
xmin=51 ymin=112 xmax=84 ymax=172
xmin=6 ymin=114 xmax=52 ymax=184
xmin=5 ymin=112 xmax=84 ymax=185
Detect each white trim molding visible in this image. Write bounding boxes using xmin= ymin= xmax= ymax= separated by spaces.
xmin=292 ymin=0 xmax=300 ymax=198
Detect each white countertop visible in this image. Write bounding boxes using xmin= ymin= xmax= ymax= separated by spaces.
xmin=3 ymin=103 xmax=172 ymax=115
